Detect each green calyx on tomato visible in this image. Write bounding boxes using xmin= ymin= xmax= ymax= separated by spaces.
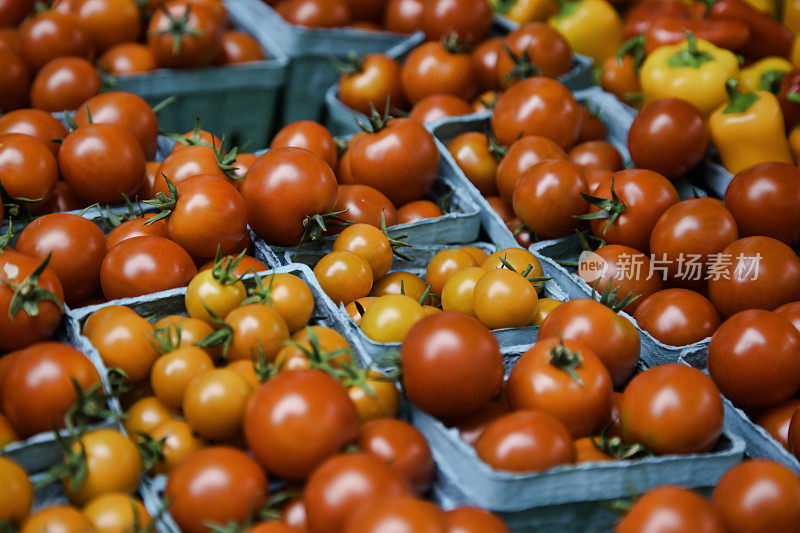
xmin=37 ymin=429 xmax=88 ymax=494
xmin=486 ymin=128 xmax=507 ymax=160
xmin=491 ymin=0 xmax=517 ymax=14
xmin=241 ymin=273 xmax=277 ymax=306
xmin=591 ymin=277 xmax=640 ymax=313
xmin=297 ymin=208 xmax=352 ymax=254
xmin=667 ymin=32 xmax=714 ymax=69
xmin=136 ymin=432 xmax=167 ymax=474
xmin=64 ymin=374 xmax=125 ymax=436
xmin=332 ymin=50 xmax=366 ymax=77
xmin=143 ymin=175 xmax=179 ymax=225
xmin=548 ymin=341 xmax=585 ymax=385
xmin=590 ymin=421 xmax=653 ymax=460
xmin=147 ymin=325 xmax=183 ymax=354
xmin=81 ymin=193 xmax=144 ymax=232
xmin=502 ymin=44 xmax=542 ymax=85
xmin=3 ymin=253 xmax=63 ymax=319
xmin=440 ymin=32 xmax=472 ymax=54
xmin=166 ymin=117 xmax=214 ymax=150
xmin=617 ymin=35 xmax=645 ymax=72
xmin=576 ymin=177 xmax=626 ymax=234
xmin=722 ymin=78 xmax=760 ymax=114
xmin=210 ymin=247 xmax=249 ymax=286
xmin=380 ymin=211 xmax=413 ymax=260
xmin=497 ymin=255 xmax=551 ymax=289
xmin=147 ymin=4 xmax=205 ymax=54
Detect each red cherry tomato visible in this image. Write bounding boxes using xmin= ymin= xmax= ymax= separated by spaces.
xmin=616 ymin=486 xmax=725 ymax=533
xmin=73 ymin=92 xmax=159 ymax=160
xmin=270 ymin=120 xmax=338 ymax=171
xmin=29 ymin=56 xmax=100 ymax=112
xmin=358 ymin=419 xmax=434 ymax=494
xmin=420 ymin=0 xmax=492 ymax=42
xmin=634 ymin=289 xmax=721 ymax=346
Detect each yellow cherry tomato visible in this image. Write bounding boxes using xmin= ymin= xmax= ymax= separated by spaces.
xmin=226 ymin=359 xmax=261 ymax=390
xmin=421 ymin=305 xmax=442 ymax=317
xmin=333 ymin=223 xmax=394 ymax=281
xmin=82 ymin=305 xmax=137 ymax=338
xmin=182 ymin=368 xmax=252 ymax=441
xmin=371 ymin=271 xmax=431 ymax=304
xmin=274 ymin=325 xmax=352 ymax=371
xmin=149 ymin=419 xmax=204 ymax=475
xmin=441 ymin=266 xmax=486 ymax=317
xmin=20 ymin=506 xmax=95 ymax=533
xmin=348 ymin=371 xmax=401 ymax=423
xmin=461 ymin=245 xmax=489 ymax=264
xmin=360 ymin=295 xmax=425 ymax=343
xmin=223 ymin=303 xmax=290 ymax=362
xmin=314 ymin=250 xmax=374 ymax=305
xmin=532 ymin=298 xmax=562 ymax=326
xmin=153 ymin=315 xmax=216 ymax=355
xmin=255 ymin=273 xmax=315 ymax=333
xmin=123 ymin=396 xmax=177 ymax=438
xmin=425 ymin=248 xmax=479 ymax=296
xmin=150 ymin=346 xmax=214 ymax=410
xmin=0 ymin=456 xmax=33 ymax=526
xmin=482 ymin=247 xmax=543 ymax=276
xmin=185 ymin=269 xmax=247 ymax=324
xmin=345 ymin=296 xmax=379 ymax=326
xmin=82 ymin=493 xmax=151 ymax=533
xmin=64 ymin=429 xmax=142 ymax=505
xmin=0 ymin=413 xmax=19 ymax=448
xmin=473 ymin=269 xmax=538 ymax=329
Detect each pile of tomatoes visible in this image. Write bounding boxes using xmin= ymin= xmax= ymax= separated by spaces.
xmin=0 ymin=0 xmax=267 ymax=113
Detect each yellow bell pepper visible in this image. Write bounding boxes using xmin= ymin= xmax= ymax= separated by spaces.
xmin=784 ymin=0 xmax=800 ymax=34
xmin=737 ymin=57 xmax=793 ymax=93
xmin=744 ymin=0 xmax=776 ymax=15
xmin=640 ymin=34 xmax=739 ymax=116
xmin=710 ymin=79 xmax=794 ymax=174
xmin=492 ymin=0 xmax=559 ymax=23
xmin=789 ymin=124 xmax=800 ymax=162
xmin=547 ymin=0 xmax=623 ymax=64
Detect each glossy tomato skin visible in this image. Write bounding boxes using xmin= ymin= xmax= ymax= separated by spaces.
xmin=790 ymin=410 xmax=800 ymax=459
xmin=270 ymin=120 xmax=338 ymax=171
xmin=344 ymin=496 xmax=447 ymax=533
xmin=73 ymin=91 xmax=158 ymax=160
xmin=383 ymin=0 xmax=422 ymax=33
xmin=19 ymin=506 xmax=95 ymax=533
xmin=396 ymin=199 xmax=442 ymax=223
xmin=400 ymin=41 xmax=477 ymax=104
xmin=408 ymin=94 xmax=473 ymax=125
xmin=497 ymin=22 xmax=572 ymax=82
xmin=579 ymin=244 xmax=664 ymax=314
xmin=0 ymin=49 xmax=29 ymax=112
xmin=445 ymin=507 xmax=510 ymax=533
xmin=755 ymin=399 xmax=800 ymax=450
xmin=0 ymin=0 xmax=35 ymax=26
xmin=15 ymin=214 xmax=109 ymax=304
xmin=421 ymin=0 xmax=492 ymax=41
xmin=100 ymin=236 xmax=197 ymax=300
xmin=588 ymin=169 xmax=679 ymax=252
xmin=214 ymin=30 xmax=265 ymax=64
xmin=98 ymin=42 xmax=157 ymax=74
xmin=491 ymin=77 xmax=580 ymax=149
xmin=147 ymin=0 xmax=222 ymax=67
xmin=712 ymin=460 xmax=800 ymax=533
xmin=0 ymin=108 xmax=66 ymax=156
xmin=628 ymin=98 xmax=710 ymax=180
xmin=619 ymin=364 xmax=724 ymax=455
xmin=776 ymin=301 xmax=800 ymax=333
xmin=105 ymin=214 xmax=169 ymax=249
xmin=2 ymin=342 xmax=100 ymax=438
xmin=0 ymin=456 xmax=33 ymax=526
xmin=303 ymin=453 xmax=412 ymax=533
xmin=495 ymin=135 xmax=566 ymax=205
xmin=278 ymin=0 xmax=350 ymax=27
xmin=166 ymin=447 xmax=269 ymax=533
xmin=156 ymin=145 xmax=229 ymax=194
xmin=333 ymin=184 xmax=397 ymax=230
xmin=17 ymin=10 xmax=91 ymax=70
xmin=242 ymin=147 xmax=337 ymax=246
xmin=0 ymin=251 xmax=64 ymax=351
xmin=0 ymin=133 xmax=57 ymax=203
xmin=401 ymin=313 xmax=503 ymax=417
xmin=475 ymin=410 xmax=575 ymax=473
xmin=507 ymin=338 xmax=613 ymax=437
xmin=59 ymin=123 xmax=145 ymax=204
xmin=358 ymin=419 xmax=434 ymax=494
xmin=707 ymin=237 xmax=800 ymax=318
xmin=568 ymin=141 xmax=622 ymax=174
xmin=539 ymin=298 xmax=639 ymax=388
xmin=708 ymin=309 xmax=800 ymax=408
xmin=74 ymin=0 xmax=140 ymax=52
xmin=339 ymin=53 xmax=405 ymax=115
xmin=471 ymin=37 xmax=503 ymax=92
xmin=346 ymin=118 xmax=439 ymax=206
xmin=616 ymin=486 xmax=726 ymax=533
xmin=512 ymin=159 xmax=588 ymax=239
xmin=634 ymin=289 xmax=721 ymax=346
xmin=650 ymin=197 xmax=739 ymax=292
xmin=29 ymin=56 xmax=100 ymax=112
xmin=244 ymin=369 xmax=359 ymax=481
xmin=167 ymin=174 xmax=247 ymax=258
xmin=723 ymin=162 xmax=800 ymax=247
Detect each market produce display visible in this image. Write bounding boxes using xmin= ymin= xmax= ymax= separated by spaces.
xmin=2 ymin=0 xmax=800 ymax=531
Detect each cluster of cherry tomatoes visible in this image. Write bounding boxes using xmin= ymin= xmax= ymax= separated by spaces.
xmin=0 ymin=0 xmax=267 ymax=114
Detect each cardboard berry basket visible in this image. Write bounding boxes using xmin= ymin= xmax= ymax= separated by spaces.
xmin=273 ymin=242 xmax=571 ymax=367
xmin=680 ymin=348 xmax=800 ymax=473
xmin=323 ymin=29 xmax=594 ymax=136
xmin=104 ymin=0 xmax=289 ymax=149
xmin=1 ymin=320 xmax=123 ymax=475
xmin=413 ymin=355 xmax=745 ymax=523
xmin=230 ymin=0 xmax=411 ymax=127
